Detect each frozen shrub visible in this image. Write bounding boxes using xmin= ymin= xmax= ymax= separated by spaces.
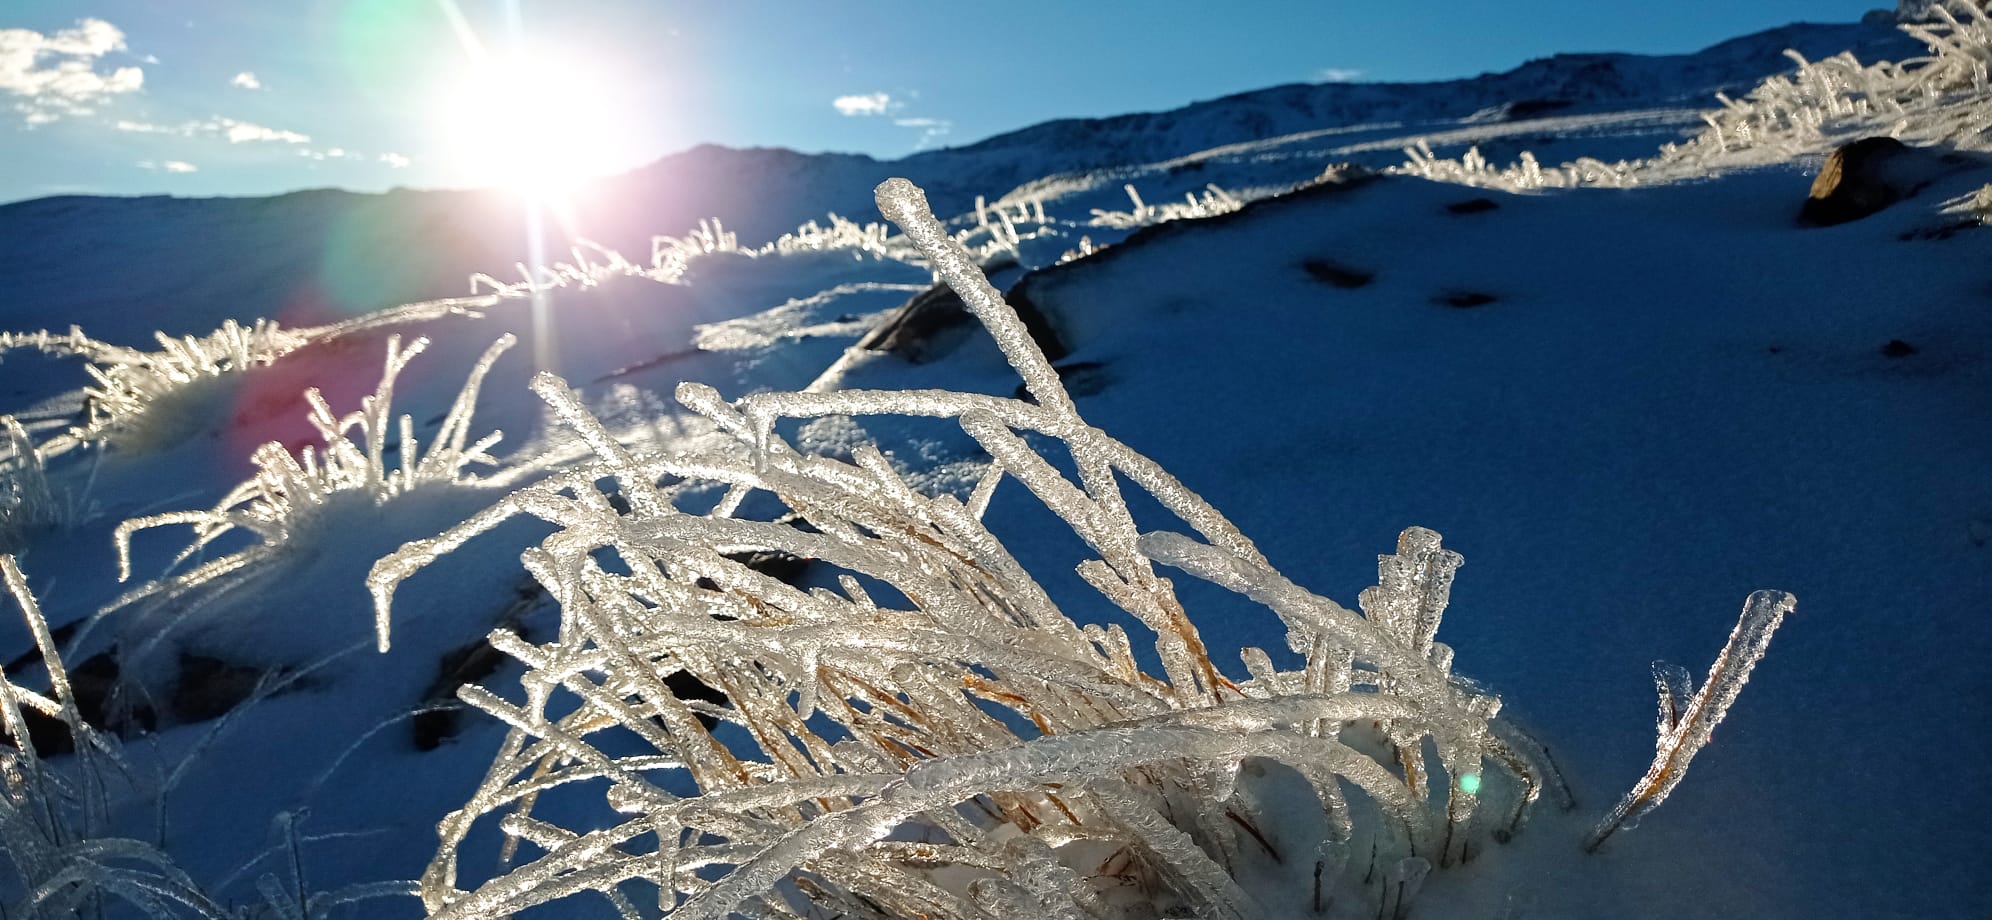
xmin=370 ymin=178 xmax=1793 ymax=919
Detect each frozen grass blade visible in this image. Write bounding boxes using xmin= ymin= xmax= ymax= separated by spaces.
xmin=1584 ymin=590 xmax=1797 ymax=853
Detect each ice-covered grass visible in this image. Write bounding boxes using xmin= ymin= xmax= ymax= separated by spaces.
xmin=0 ymin=418 xmax=61 ymax=555
xmin=0 ymin=11 xmax=1983 ymax=919
xmin=1397 ymin=0 xmax=1992 ymax=190
xmin=109 ymin=334 xmax=518 ymax=618
xmin=0 ymin=297 xmax=496 ymax=462
xmin=363 ymin=179 xmax=1795 ymax=919
xmin=0 ymin=556 xmax=227 ymax=920
xmin=1087 ymin=183 xmax=1245 ymax=230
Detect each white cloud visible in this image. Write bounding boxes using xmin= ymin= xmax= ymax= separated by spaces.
xmin=113 ymin=118 xmax=171 ymax=133
xmin=894 ymin=116 xmax=953 ymax=149
xmin=113 ymin=115 xmax=309 ymax=144
xmin=1316 ymin=68 xmax=1364 ymax=83
xmin=230 ymin=71 xmax=261 ymax=90
xmin=379 ymin=152 xmax=411 ymax=168
xmin=295 ymin=146 xmax=360 ymax=162
xmin=220 ymin=117 xmax=308 ymax=144
xmin=136 ymin=159 xmax=197 ymax=173
xmin=0 ymin=18 xmax=143 ymax=125
xmin=833 ymin=92 xmax=893 ymax=116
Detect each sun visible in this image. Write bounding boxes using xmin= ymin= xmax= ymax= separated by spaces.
xmin=432 ymin=48 xmax=627 ymax=200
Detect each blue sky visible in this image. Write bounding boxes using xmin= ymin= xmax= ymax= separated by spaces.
xmin=0 ymin=1 xmax=1882 ymax=204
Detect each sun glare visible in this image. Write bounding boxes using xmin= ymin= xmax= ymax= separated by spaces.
xmin=433 ymin=49 xmax=627 ymax=200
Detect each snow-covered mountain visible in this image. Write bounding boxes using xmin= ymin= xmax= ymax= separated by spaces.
xmin=0 ymin=7 xmax=1987 ymax=919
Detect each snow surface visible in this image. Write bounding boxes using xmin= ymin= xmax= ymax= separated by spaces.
xmin=2 ymin=10 xmax=1989 ymax=919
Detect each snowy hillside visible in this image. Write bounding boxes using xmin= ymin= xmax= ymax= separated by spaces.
xmin=1 ymin=5 xmax=1989 ymax=919
xmin=0 ymin=16 xmax=1925 ymax=337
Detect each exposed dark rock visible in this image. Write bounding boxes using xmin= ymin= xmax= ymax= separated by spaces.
xmin=853 ymin=283 xmax=977 ymax=363
xmin=997 ymin=283 xmax=1070 ymax=362
xmin=1445 ymin=198 xmax=1501 ymax=215
xmin=694 ymin=548 xmax=816 ymax=593
xmin=1437 ymin=292 xmax=1499 ymax=308
xmin=1881 ymin=338 xmax=1917 ymax=357
xmin=1798 ymin=137 xmax=1948 ymax=227
xmin=172 ymin=653 xmax=271 ymax=724
xmin=14 ymin=650 xmax=156 ymax=755
xmin=1004 ymin=166 xmax=1384 ymax=348
xmin=1507 ymin=98 xmax=1575 ymax=120
xmin=1301 ymin=258 xmax=1376 ymax=288
xmin=857 ymin=256 xmax=1065 ymax=364
xmin=592 ymin=347 xmax=702 ymax=384
xmin=413 ymin=635 xmax=512 ymax=750
xmin=725 ymin=549 xmax=814 ymax=586
xmin=412 ymin=579 xmax=552 ymax=750
xmin=1014 ymin=361 xmax=1112 ymax=404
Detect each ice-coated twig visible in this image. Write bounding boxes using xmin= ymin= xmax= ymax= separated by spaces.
xmin=1584 ymin=589 xmax=1797 ymax=852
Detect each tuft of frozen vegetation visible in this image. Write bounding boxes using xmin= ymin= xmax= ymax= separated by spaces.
xmin=0 ymin=300 xmax=493 ymax=459
xmin=111 ymin=334 xmax=517 ymax=613
xmin=1944 ymin=180 xmax=1992 ymax=219
xmin=0 ymin=556 xmax=228 ymax=919
xmin=643 ymin=196 xmax=1058 ymax=286
xmin=2 ymin=320 xmax=309 ymax=450
xmin=1088 ymin=183 xmax=1245 ymax=230
xmin=0 ymin=418 xmax=61 ymax=555
xmin=769 ymin=213 xmax=898 ymax=258
xmin=471 ymin=239 xmax=652 ymax=296
xmin=1397 ymin=0 xmax=1992 ymax=190
xmin=367 ymin=179 xmax=1792 ymax=919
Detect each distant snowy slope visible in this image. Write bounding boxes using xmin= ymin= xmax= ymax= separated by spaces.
xmin=880 ymin=20 xmax=1923 ymax=205
xmin=0 ymin=18 xmax=1920 ymax=348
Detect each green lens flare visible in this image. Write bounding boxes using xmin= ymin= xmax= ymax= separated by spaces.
xmin=1459 ymin=773 xmax=1482 ymax=795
